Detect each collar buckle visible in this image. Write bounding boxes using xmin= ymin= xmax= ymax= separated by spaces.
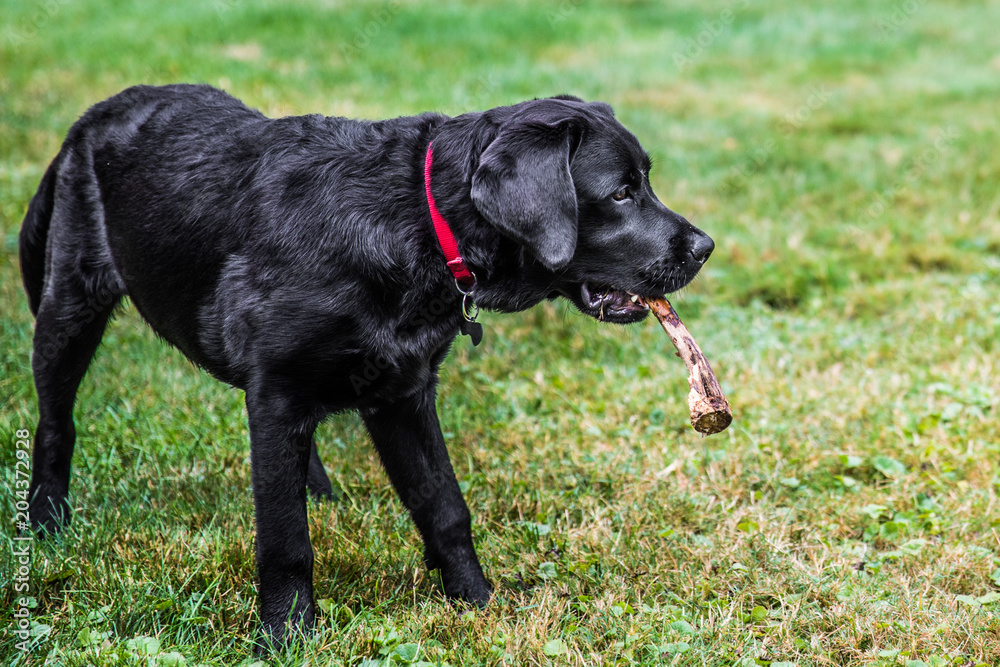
xmin=455 ymin=273 xmax=479 ymax=323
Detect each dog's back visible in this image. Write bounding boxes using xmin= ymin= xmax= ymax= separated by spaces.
xmin=22 ymin=84 xmax=449 ymax=385
xmin=19 ymin=85 xmax=260 ymax=373
xmin=19 ymin=84 xmax=260 ymax=307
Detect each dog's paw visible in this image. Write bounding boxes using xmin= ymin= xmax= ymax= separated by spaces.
xmin=306 ymin=461 xmax=338 ymax=502
xmin=29 ymin=494 xmax=71 ymax=536
xmin=255 ymin=608 xmax=316 ymax=656
xmin=441 ymin=565 xmax=493 ymax=608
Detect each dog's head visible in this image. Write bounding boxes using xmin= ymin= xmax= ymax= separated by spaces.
xmin=465 ymin=96 xmax=714 ymax=323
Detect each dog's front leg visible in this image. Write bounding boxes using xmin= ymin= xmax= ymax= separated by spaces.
xmin=245 ymin=390 xmax=318 ymax=648
xmin=361 ymin=385 xmax=492 ymax=605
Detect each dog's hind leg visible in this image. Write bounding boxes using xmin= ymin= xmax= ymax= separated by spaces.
xmin=28 ymin=277 xmax=121 ymax=532
xmin=24 ymin=153 xmax=124 ymax=533
xmin=306 ymin=439 xmax=335 ymax=501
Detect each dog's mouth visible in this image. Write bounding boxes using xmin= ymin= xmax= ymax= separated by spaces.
xmin=575 ymin=282 xmax=652 ymax=324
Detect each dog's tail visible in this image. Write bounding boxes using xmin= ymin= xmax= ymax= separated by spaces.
xmin=19 ymin=156 xmax=60 ymax=316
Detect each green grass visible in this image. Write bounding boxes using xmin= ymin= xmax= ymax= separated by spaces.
xmin=2 ymin=0 xmax=1000 ymax=664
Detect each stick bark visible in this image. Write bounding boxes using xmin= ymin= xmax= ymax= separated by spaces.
xmin=643 ymin=298 xmax=732 ymax=435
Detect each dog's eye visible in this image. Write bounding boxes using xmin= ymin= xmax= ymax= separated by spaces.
xmin=611 ymin=186 xmax=631 ymax=202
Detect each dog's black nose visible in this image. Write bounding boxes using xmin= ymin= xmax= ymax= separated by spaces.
xmin=690 ymin=233 xmax=715 ymax=264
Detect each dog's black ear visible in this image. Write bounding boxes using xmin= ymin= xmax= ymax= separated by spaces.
xmin=471 ymin=119 xmax=580 ymax=272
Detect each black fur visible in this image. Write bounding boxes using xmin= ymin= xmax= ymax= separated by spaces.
xmin=20 ymin=84 xmax=714 ymax=646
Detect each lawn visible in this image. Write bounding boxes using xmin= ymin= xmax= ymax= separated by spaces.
xmin=2 ymin=0 xmax=1000 ymax=665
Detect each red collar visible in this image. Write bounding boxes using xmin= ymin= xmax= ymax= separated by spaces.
xmin=424 ymin=142 xmax=476 ymax=290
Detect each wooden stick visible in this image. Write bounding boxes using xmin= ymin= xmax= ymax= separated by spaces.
xmin=643 ymin=297 xmax=732 ymax=435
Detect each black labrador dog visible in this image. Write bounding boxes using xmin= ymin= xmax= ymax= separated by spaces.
xmin=20 ymin=84 xmax=714 ymax=645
